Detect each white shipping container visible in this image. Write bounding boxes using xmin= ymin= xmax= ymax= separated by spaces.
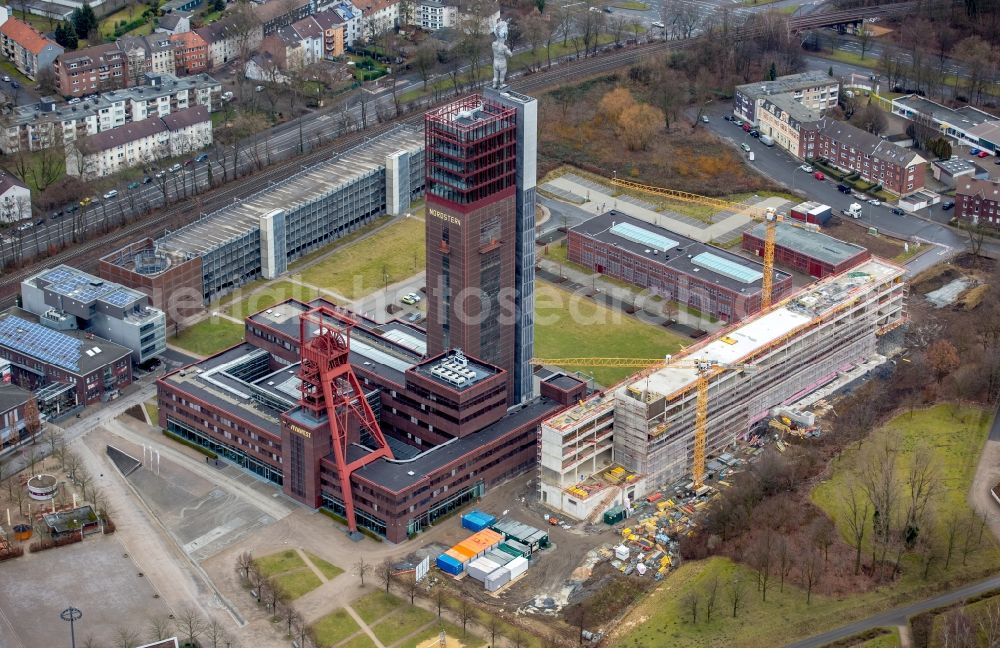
xmin=485 ymin=567 xmax=511 ymax=592
xmin=468 ymin=558 xmax=501 ymax=582
xmin=507 ymin=556 xmax=529 ymax=579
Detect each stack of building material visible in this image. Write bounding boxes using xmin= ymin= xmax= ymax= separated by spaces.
xmin=467 ymin=557 xmax=502 ymax=582
xmin=461 ymin=510 xmax=497 ymax=532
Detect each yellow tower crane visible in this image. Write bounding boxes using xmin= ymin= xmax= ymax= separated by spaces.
xmin=608 ymin=176 xmax=782 ymax=310
xmin=531 ymin=356 xmax=756 ymax=490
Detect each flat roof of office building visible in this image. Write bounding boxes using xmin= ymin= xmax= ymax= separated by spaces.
xmin=621 ymin=257 xmax=904 ymax=398
xmin=893 ymin=94 xmax=995 ymax=131
xmin=744 ymin=222 xmax=868 ymax=267
xmin=0 ymin=308 xmax=132 ymax=375
xmin=571 ymin=211 xmax=788 ymax=295
xmin=27 ymin=264 xmax=148 ymax=309
xmin=156 ymin=126 xmax=423 ymax=258
xmin=413 ymin=350 xmax=501 ymax=392
xmin=353 ymin=396 xmax=563 ymax=492
xmin=736 ymin=70 xmax=836 ymax=98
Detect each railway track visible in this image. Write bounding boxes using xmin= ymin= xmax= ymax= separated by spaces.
xmin=0 ymin=0 xmax=923 ymax=308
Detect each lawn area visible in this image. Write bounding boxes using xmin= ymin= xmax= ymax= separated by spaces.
xmin=370 ymin=604 xmax=435 ymax=644
xmin=304 ymin=551 xmax=344 ymax=580
xmin=224 ymin=279 xmax=319 ymax=319
xmin=169 ymin=317 xmax=244 ymax=356
xmin=300 ymin=214 xmax=425 ymax=299
xmin=816 ymin=48 xmax=879 ymax=70
xmin=312 ymin=609 xmax=362 ymax=647
xmin=99 ymin=5 xmax=149 ymax=38
xmin=408 ymin=621 xmax=481 ymax=647
xmin=611 ymin=0 xmax=649 ymax=8
xmin=928 ymin=593 xmax=1000 ymax=646
xmin=861 ymin=628 xmax=902 ymax=647
xmin=352 ymin=590 xmax=403 ymax=624
xmin=143 ymin=401 xmax=158 ymax=425
xmin=255 ymin=550 xmax=326 ymax=600
xmin=614 ymin=405 xmax=999 ymax=648
xmin=535 ymin=281 xmax=686 ymax=386
xmin=339 ymin=635 xmax=376 ymax=648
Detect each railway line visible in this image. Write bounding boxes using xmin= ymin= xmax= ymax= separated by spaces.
xmin=0 ymin=0 xmax=922 ymax=309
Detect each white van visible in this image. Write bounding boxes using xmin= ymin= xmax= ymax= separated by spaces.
xmin=759 ymin=135 xmax=775 ymax=147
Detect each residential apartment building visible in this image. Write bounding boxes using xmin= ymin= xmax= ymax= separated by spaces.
xmin=196 ymin=17 xmax=264 ymax=68
xmin=156 ymin=11 xmax=192 ymax=35
xmin=118 ymin=34 xmax=177 ymax=80
xmin=66 ymin=105 xmax=212 ymax=179
xmin=54 ymin=43 xmax=131 ymax=97
xmin=0 ymin=16 xmax=64 ymax=79
xmin=255 ymin=0 xmax=313 ymax=35
xmin=956 ymin=178 xmax=1000 ymax=228
xmin=330 ymin=2 xmax=361 ymax=45
xmin=262 ymin=13 xmax=346 ymax=71
xmin=755 ymin=93 xmax=822 ymax=158
xmin=411 ymin=0 xmax=499 ymax=31
xmin=357 ymin=0 xmax=400 ymax=38
xmin=810 ymin=120 xmax=927 ymax=196
xmin=2 ymin=73 xmax=219 ymax=153
xmin=309 ymin=11 xmax=345 ymax=59
xmin=733 ymin=70 xmax=839 ymax=126
xmin=0 ymin=173 xmax=31 ymax=223
xmin=20 ymin=265 xmax=167 ymax=364
xmin=170 ymin=31 xmax=209 ymax=75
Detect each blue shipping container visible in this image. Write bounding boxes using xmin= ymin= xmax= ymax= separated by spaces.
xmin=437 ymin=553 xmax=464 ymax=575
xmin=461 ymin=510 xmax=496 ymax=532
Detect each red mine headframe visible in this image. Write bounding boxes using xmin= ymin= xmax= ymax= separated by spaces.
xmin=297 ymin=306 xmax=393 ymax=534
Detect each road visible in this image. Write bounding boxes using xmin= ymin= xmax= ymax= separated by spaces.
xmin=787 ymin=573 xmax=1000 ymax=647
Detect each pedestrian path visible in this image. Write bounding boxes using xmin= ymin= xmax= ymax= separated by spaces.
xmin=344 ymin=605 xmax=387 ymax=648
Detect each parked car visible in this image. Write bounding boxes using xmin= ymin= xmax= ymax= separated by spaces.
xmin=733 ymin=119 xmax=743 ymax=127
xmin=867 ymin=198 xmax=880 ymax=206
xmin=837 ymin=184 xmax=852 ymax=194
xmin=154 ymin=170 xmax=166 ymax=179
xmin=221 ymin=91 xmax=234 ymax=102
xmin=17 ymin=221 xmax=32 ymax=231
xmin=142 ymin=176 xmax=153 ymax=184
xmin=10 ymin=81 xmax=19 ymax=89
xmin=995 ymin=157 xmax=1000 ymax=165
xmin=970 ymin=148 xmax=981 ymax=155
xmin=68 ymin=97 xmax=81 ymax=105
xmin=184 ymin=158 xmax=194 ymax=166
xmin=750 ymin=129 xmax=760 ymax=138
xmin=742 ymin=122 xmax=751 ymax=132
xmin=740 ymin=142 xmax=751 ymax=152
xmin=891 ymin=208 xmax=905 ymax=215
xmin=127 ymin=181 xmax=140 ymax=190
xmin=65 ymin=204 xmax=78 ymax=213
xmin=2 ymin=76 xmax=9 ymax=82
xmin=35 ymin=219 xmax=45 ymax=227
xmin=813 ymin=171 xmax=825 ymax=181
xmin=195 ymin=153 xmax=209 ymax=163
xmin=255 ymin=85 xmax=264 ymax=92
xmin=400 ymin=293 xmax=418 ymax=305
xmin=169 ymin=163 xmax=182 ymax=172
xmin=651 ymin=21 xmax=664 ymax=28
xmin=942 ymin=201 xmax=955 ymax=210
xmin=700 ymin=115 xmax=709 ymax=123
xmin=978 ymin=151 xmax=990 ymax=158
xmin=103 ymin=189 xmax=118 ymax=199
xmin=799 ymin=164 xmax=813 ymax=173
xmin=79 ymin=196 xmax=92 ymax=207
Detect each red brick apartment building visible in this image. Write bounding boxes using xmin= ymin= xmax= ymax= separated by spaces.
xmin=956 ymin=178 xmax=1000 ymax=227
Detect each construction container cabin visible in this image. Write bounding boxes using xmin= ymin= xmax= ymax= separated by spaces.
xmin=539 ymin=257 xmax=907 ymax=521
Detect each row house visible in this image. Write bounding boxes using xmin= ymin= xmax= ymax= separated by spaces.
xmin=196 ymin=18 xmax=264 ymax=69
xmin=733 ymin=70 xmax=839 ymax=126
xmin=67 ymin=104 xmax=212 ymax=179
xmin=170 ymin=30 xmax=209 ymax=75
xmin=0 ymin=15 xmax=63 ymax=80
xmin=118 ymin=34 xmax=177 ymax=80
xmin=2 ymin=73 xmax=220 ymax=153
xmin=261 ymin=12 xmax=345 ymax=71
xmin=956 ymin=178 xmax=1000 ymax=228
xmin=811 ymin=120 xmax=927 ymax=197
xmin=255 ymin=0 xmax=314 ymax=35
xmin=356 ymin=0 xmax=399 ymax=39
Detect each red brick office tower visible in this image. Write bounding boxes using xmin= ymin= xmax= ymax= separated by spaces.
xmin=424 ymin=96 xmax=518 ymax=400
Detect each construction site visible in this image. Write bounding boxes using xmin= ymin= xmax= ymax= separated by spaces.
xmin=538 ymin=255 xmax=907 ymax=523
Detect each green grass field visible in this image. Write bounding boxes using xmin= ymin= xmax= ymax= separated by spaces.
xmin=339 ymin=634 xmax=376 ymax=648
xmin=169 ymin=318 xmax=244 ymax=356
xmin=352 ymin=591 xmax=403 ymax=624
xmin=305 ymin=551 xmax=344 ymax=580
xmin=224 ymin=280 xmax=320 ymax=319
xmin=312 ymin=608 xmax=361 ymax=647
xmin=143 ymin=401 xmax=158 ymax=425
xmin=255 ymin=550 xmax=323 ymax=600
xmin=611 ymin=0 xmax=649 ymax=9
xmin=370 ymin=604 xmax=435 ymax=644
xmin=300 ymin=215 xmax=425 ymax=299
xmin=928 ymin=593 xmax=1000 ymax=646
xmin=534 ymin=281 xmax=686 ymax=386
xmin=614 ymin=405 xmax=998 ymax=648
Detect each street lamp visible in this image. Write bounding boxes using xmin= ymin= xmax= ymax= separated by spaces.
xmin=61 ymin=607 xmax=82 ymax=648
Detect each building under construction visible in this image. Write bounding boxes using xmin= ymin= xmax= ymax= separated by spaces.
xmin=539 ymin=257 xmax=906 ymax=521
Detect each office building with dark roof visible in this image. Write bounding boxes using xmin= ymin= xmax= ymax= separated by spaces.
xmin=742 ymin=222 xmax=871 ymax=279
xmin=157 ymin=297 xmax=579 ymax=542
xmin=0 ymin=309 xmax=133 ymax=407
xmin=567 ymin=211 xmax=793 ymax=322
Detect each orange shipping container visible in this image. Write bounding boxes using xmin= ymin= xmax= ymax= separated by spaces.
xmin=445 ymin=549 xmax=470 ymax=564
xmin=451 ymin=544 xmax=477 ymax=559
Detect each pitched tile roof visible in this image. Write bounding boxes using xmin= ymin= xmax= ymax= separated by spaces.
xmin=0 ymin=17 xmax=60 ymax=55
xmin=161 ymin=104 xmax=209 ymax=129
xmin=818 ymin=119 xmax=925 ymax=168
xmin=957 ymin=178 xmax=1000 ymax=201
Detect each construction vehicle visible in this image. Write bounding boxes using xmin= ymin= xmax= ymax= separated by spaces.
xmin=531 ymin=356 xmax=756 ymax=491
xmin=609 ymin=175 xmax=782 ymax=309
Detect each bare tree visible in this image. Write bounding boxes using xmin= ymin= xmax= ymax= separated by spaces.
xmin=236 ymin=551 xmax=254 ymax=582
xmin=205 ymin=618 xmax=229 ymax=648
xmin=377 ymin=557 xmax=394 ymax=593
xmin=682 ymin=590 xmax=699 ymax=623
xmin=728 ymin=576 xmax=746 ymax=618
xmin=777 ymin=537 xmax=793 ymax=592
xmin=146 ymin=615 xmax=172 ymax=642
xmin=843 ymin=479 xmax=870 ymax=575
xmin=487 ymin=615 xmax=502 ymax=646
xmin=750 ymin=531 xmax=773 ymax=601
xmin=977 ymin=599 xmax=1000 ymax=648
xmin=705 ymin=576 xmax=720 ymax=622
xmin=354 ymin=556 xmax=371 ymax=587
xmin=458 ymin=598 xmax=473 ymax=635
xmin=904 ymin=445 xmax=938 ymax=545
xmin=405 ymin=576 xmax=419 ymax=605
xmin=800 ymin=548 xmax=822 ymax=605
xmin=809 ymin=516 xmax=836 ymax=566
xmin=435 ymin=585 xmax=445 ymax=618
xmin=944 ymin=510 xmax=962 ymax=570
xmin=174 ymin=606 xmax=206 ymax=648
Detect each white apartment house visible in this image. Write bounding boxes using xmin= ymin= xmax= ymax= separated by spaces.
xmin=0 ymin=173 xmax=31 ymax=223
xmin=412 ymin=0 xmax=499 ymax=32
xmin=331 ymin=2 xmax=362 ymax=45
xmin=733 ymin=70 xmax=839 ymax=126
xmin=67 ymin=105 xmax=212 ymax=179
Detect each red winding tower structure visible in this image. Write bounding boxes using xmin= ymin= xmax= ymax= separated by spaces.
xmin=281 ymin=306 xmax=393 ymax=534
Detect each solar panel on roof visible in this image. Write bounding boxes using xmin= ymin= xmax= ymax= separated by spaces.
xmin=609 ymin=222 xmax=679 ymax=252
xmin=691 ymin=252 xmax=763 ymax=284
xmin=0 ymin=316 xmax=81 ymax=372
